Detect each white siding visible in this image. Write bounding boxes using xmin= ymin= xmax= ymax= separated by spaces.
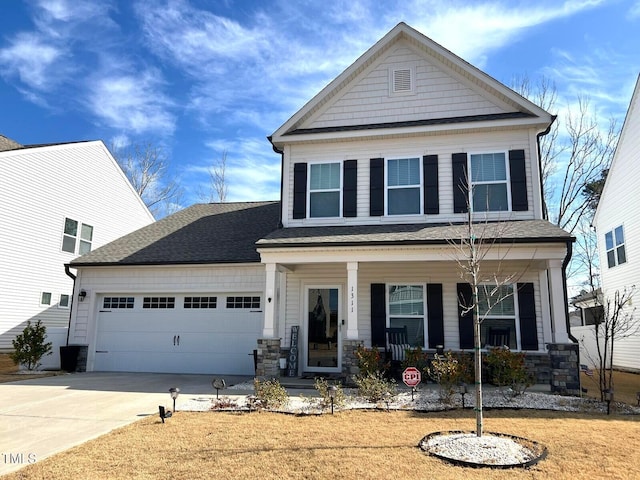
xmin=280 ymin=261 xmax=544 ymax=352
xmin=0 ymin=141 xmax=154 ymax=350
xmin=283 ymin=129 xmax=538 ymax=227
xmin=594 ymin=79 xmax=640 ymax=371
xmin=305 ymin=42 xmax=509 ymax=130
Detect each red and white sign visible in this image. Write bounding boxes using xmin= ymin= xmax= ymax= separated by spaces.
xmin=402 ymin=367 xmax=421 ymax=388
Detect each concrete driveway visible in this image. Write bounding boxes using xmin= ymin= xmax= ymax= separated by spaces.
xmin=0 ymin=372 xmax=252 ymax=475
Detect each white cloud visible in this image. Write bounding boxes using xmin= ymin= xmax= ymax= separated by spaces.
xmin=629 ymin=1 xmax=640 ymax=19
xmin=0 ymin=32 xmax=63 ymax=90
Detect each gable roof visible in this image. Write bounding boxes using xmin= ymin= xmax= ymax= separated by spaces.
xmin=270 ymin=22 xmax=552 ymax=148
xmin=0 ymin=135 xmax=22 ymax=152
xmin=257 ymin=219 xmax=573 ymax=249
xmin=69 ymin=201 xmax=281 ymax=267
xmin=593 ymin=73 xmax=640 ymax=224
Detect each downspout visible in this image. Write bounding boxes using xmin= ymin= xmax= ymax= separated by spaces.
xmin=536 ymin=115 xmax=557 ymax=221
xmin=267 ymin=135 xmax=284 ymax=229
xmin=64 ymin=264 xmax=76 ymax=346
xmin=561 ymin=239 xmax=579 ymax=343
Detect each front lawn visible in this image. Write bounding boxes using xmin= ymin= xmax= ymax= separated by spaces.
xmin=5 ymin=409 xmax=640 ymax=480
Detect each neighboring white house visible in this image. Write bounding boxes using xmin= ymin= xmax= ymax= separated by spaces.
xmin=589 ymin=74 xmax=640 ymax=372
xmin=0 ymin=138 xmax=155 ymax=367
xmin=66 ymin=23 xmax=578 ymax=392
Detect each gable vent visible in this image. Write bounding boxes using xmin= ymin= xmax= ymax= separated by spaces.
xmin=393 ymin=68 xmax=412 ymax=93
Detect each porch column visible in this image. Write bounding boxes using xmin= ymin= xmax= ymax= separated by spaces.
xmin=263 ymin=263 xmax=277 ymax=338
xmin=346 ymin=262 xmax=359 ymax=339
xmin=547 ymin=260 xmax=569 ymax=343
xmin=538 ymin=270 xmax=553 ymax=346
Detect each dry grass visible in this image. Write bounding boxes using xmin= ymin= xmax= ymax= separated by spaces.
xmin=0 ymin=354 xmax=58 ymax=383
xmin=581 ymin=370 xmax=640 ymax=405
xmin=5 ymin=409 xmax=640 ymax=480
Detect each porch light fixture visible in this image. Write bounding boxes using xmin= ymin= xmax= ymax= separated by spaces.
xmin=79 ymin=289 xmax=87 ymax=301
xmin=169 ymin=387 xmax=180 ymax=413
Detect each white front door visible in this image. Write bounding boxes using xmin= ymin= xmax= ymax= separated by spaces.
xmin=304 ymin=286 xmax=341 ymax=373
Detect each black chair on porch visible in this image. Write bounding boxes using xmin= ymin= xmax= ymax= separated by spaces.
xmin=485 ymin=327 xmax=511 ymax=348
xmin=385 ymin=326 xmax=409 ymax=376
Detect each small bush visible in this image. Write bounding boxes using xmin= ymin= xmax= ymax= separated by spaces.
xmin=353 ymin=371 xmax=397 ymax=403
xmin=253 ymin=378 xmax=289 ymax=409
xmin=314 ymin=377 xmax=347 ymax=411
xmin=210 ymin=397 xmax=239 ymax=410
xmin=427 ymin=351 xmax=471 ymax=404
xmin=485 ymin=347 xmax=534 ymax=398
xmin=401 ymin=346 xmax=429 ymax=371
xmin=11 ymin=320 xmax=52 ymax=371
xmin=354 ymin=344 xmax=387 ymax=375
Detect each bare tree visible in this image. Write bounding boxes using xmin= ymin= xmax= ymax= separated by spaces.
xmin=198 ymin=150 xmax=228 ymax=203
xmin=580 ymin=286 xmax=638 ymax=401
xmin=110 ymin=141 xmax=183 ymax=218
xmin=449 ymin=204 xmax=528 ymax=437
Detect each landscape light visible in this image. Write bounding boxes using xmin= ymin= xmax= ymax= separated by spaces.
xmin=169 ymin=387 xmax=180 ymax=413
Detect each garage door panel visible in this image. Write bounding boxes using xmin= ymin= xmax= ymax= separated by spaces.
xmin=94 ymin=293 xmax=263 ymax=374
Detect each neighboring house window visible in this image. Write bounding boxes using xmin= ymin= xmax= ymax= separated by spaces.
xmin=41 ymin=292 xmax=52 ymax=305
xmin=470 ymin=153 xmax=509 ymax=212
xmin=478 ymin=284 xmax=517 ymax=349
xmin=61 ymin=218 xmax=94 ymax=254
xmin=226 ymin=296 xmax=260 ymax=309
xmin=387 ymin=158 xmax=421 ymax=215
xmin=103 ymin=297 xmax=135 ymax=309
xmin=309 ymin=162 xmax=341 ymax=217
xmin=388 ymin=285 xmax=425 ymax=347
xmin=583 ymin=305 xmax=604 ymax=326
xmin=184 ymin=297 xmax=217 ymax=308
xmin=59 ymin=294 xmax=70 ymax=308
xmin=143 ymin=297 xmax=175 ymax=309
xmin=605 ymin=226 xmax=626 ymax=268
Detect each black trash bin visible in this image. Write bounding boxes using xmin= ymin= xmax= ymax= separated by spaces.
xmin=60 ymin=345 xmax=81 ymax=372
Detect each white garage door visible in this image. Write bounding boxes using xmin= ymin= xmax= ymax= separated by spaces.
xmin=94 ymin=294 xmax=263 ymax=374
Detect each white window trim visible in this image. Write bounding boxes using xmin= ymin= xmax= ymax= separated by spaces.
xmin=605 ymin=225 xmax=627 ymax=268
xmin=468 ymin=151 xmax=512 ymax=213
xmin=40 ymin=292 xmax=52 ymax=306
xmin=58 ymin=294 xmax=71 ymax=309
xmin=386 ymin=283 xmax=427 ymax=348
xmin=61 ymin=217 xmax=94 ymax=254
xmin=307 ymin=160 xmax=343 ymax=219
xmin=477 ymin=283 xmax=522 ymax=351
xmin=385 ymin=157 xmax=423 ymax=216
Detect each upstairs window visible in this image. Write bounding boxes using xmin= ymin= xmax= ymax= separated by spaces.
xmin=387 ymin=158 xmax=421 ymax=215
xmin=309 ymin=162 xmax=341 ymax=218
xmin=41 ymin=292 xmax=52 ymax=306
xmin=59 ymin=294 xmax=70 ymax=309
xmin=62 ymin=218 xmax=94 ymax=254
xmin=470 ymin=153 xmax=509 ymax=212
xmin=605 ymin=226 xmax=626 ymax=268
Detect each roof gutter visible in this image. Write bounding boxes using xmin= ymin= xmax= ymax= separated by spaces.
xmin=536 ymin=115 xmax=557 ymax=221
xmin=63 ymin=264 xmax=76 ymax=346
xmin=268 ymin=135 xmax=284 ymax=229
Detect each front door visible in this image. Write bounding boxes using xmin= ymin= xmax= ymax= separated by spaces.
xmin=305 ymin=286 xmax=341 ymax=373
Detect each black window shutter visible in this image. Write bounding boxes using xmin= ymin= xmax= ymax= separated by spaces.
xmin=423 ymin=155 xmax=439 ymax=215
xmin=517 ymin=282 xmax=538 ymax=350
xmin=457 ymin=283 xmax=474 ymax=349
xmin=371 ymin=283 xmax=386 ymax=348
xmin=343 ymin=160 xmax=357 ymax=217
xmin=426 ymin=284 xmax=444 ymax=348
xmin=509 ymin=150 xmax=528 ymax=211
xmin=452 ymin=153 xmax=468 ymax=213
xmin=293 ymin=163 xmax=307 ymax=219
xmin=369 ymin=158 xmax=384 ymax=216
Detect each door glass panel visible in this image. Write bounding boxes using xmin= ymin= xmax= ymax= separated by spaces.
xmin=307 ymin=288 xmax=339 ymax=368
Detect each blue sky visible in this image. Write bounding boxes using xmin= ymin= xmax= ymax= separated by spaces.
xmin=1 ymin=0 xmax=639 ymax=209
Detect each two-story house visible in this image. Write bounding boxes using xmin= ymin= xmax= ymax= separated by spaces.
xmin=0 ymin=138 xmax=154 ymax=368
xmin=590 ymin=74 xmax=640 ymax=372
xmin=66 ymin=23 xmax=578 ymax=392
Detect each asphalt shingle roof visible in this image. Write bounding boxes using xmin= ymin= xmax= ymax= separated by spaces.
xmin=70 ymin=201 xmax=281 ymax=266
xmin=257 ymin=219 xmax=573 ymax=248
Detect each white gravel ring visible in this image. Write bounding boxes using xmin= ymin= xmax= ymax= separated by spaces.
xmin=420 ymin=430 xmax=547 ymax=468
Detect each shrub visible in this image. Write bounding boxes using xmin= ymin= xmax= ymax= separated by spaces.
xmin=427 ymin=350 xmax=471 ymax=404
xmin=353 ymin=371 xmax=397 ymax=403
xmin=314 ymin=377 xmax=347 ymax=411
xmin=485 ymin=347 xmax=534 ymax=398
xmin=354 ymin=344 xmax=387 ymax=375
xmin=401 ymin=346 xmax=429 ymax=371
xmin=11 ymin=320 xmax=52 ymax=371
xmin=253 ymin=378 xmax=289 ymax=409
